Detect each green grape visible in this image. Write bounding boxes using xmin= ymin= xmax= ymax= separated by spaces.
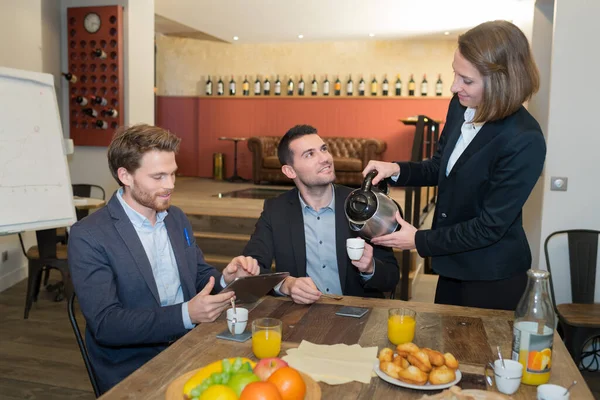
xmin=241 ymin=361 xmax=252 ymax=373
xmin=232 ymin=357 xmax=243 ymax=372
xmin=219 ymin=371 xmax=231 ymax=384
xmin=211 ymin=372 xmax=222 ymax=385
xmin=190 ymin=388 xmax=201 ymax=398
xmin=222 ymin=358 xmax=233 ymax=374
xmin=198 ymin=382 xmax=210 ymax=393
xmin=202 ymin=376 xmax=214 ymax=387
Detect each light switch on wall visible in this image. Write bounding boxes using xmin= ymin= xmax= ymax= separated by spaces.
xmin=550 ymin=177 xmax=568 ymax=191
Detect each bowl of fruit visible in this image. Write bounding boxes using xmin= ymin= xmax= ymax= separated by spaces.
xmin=166 ymin=357 xmax=321 ymax=400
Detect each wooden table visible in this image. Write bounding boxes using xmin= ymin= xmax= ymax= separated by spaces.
xmin=100 ymin=297 xmax=594 ymax=399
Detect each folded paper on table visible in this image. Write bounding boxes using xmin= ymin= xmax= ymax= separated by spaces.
xmin=281 ymin=340 xmax=378 ymax=385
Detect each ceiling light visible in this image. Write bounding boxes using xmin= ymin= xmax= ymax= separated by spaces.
xmin=369 ymin=33 xmax=375 ymax=37
xmin=233 ymin=36 xmax=239 ymax=41
xmin=298 ymin=34 xmax=304 ymax=39
xmin=444 ymin=31 xmax=450 ymax=36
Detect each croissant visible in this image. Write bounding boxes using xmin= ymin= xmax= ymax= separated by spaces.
xmin=407 ymin=350 xmax=433 ymax=372
xmin=428 ymin=365 xmax=456 ymax=385
xmin=378 ymin=347 xmax=394 ymax=362
xmin=392 ymin=354 xmax=410 ymax=369
xmin=444 ymin=352 xmax=459 ymax=370
xmin=396 ymin=365 xmax=429 ymax=386
xmin=379 ymin=361 xmax=402 ymax=379
xmin=396 ymin=342 xmax=420 ymax=357
xmin=422 ymin=348 xmax=446 ymax=367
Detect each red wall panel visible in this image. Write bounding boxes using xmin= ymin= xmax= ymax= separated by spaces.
xmin=156 ymin=97 xmax=451 ymax=179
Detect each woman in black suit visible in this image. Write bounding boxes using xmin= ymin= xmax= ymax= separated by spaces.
xmin=363 ymin=20 xmax=546 ymax=310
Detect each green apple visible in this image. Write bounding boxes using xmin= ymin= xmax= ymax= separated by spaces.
xmin=226 ymin=371 xmax=260 ymax=396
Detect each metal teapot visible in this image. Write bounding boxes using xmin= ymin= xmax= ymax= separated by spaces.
xmin=344 ymin=170 xmax=403 ymax=240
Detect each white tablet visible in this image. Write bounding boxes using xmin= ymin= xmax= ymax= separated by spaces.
xmin=220 ymin=272 xmax=290 ymax=304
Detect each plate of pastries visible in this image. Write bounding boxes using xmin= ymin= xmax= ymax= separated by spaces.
xmin=374 ymin=342 xmax=461 ymax=390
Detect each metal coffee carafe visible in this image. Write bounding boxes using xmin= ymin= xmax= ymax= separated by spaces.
xmin=344 ymin=170 xmax=403 ymax=240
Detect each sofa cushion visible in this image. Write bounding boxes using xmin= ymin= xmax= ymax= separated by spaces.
xmin=264 ymin=156 xmax=282 ymax=169
xmin=333 ymin=157 xmax=362 ymax=172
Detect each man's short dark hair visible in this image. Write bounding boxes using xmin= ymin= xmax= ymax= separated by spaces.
xmin=277 ymin=125 xmax=318 ymax=166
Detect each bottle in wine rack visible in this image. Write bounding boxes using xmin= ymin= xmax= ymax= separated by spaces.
xmin=217 ymin=77 xmax=224 ymax=96
xmin=382 ymin=74 xmax=389 ymax=96
xmin=243 ymin=75 xmax=250 ymax=96
xmin=74 ymin=96 xmax=88 ymax=106
xmin=229 ymin=75 xmax=236 ymax=95
xmin=298 ymin=75 xmax=305 ymax=96
xmin=93 ymin=49 xmax=107 ymax=59
xmin=103 ymin=108 xmax=118 ymax=118
xmin=62 ymin=72 xmax=77 ymax=83
xmin=95 ymin=120 xmax=108 ymax=129
xmin=395 ymin=74 xmax=402 ymax=96
xmin=275 ymin=75 xmax=282 ymax=96
xmin=206 ymin=75 xmax=213 ymax=96
xmin=323 ymin=75 xmax=330 ymax=96
xmin=82 ymin=108 xmax=98 ymax=118
xmin=435 ymin=74 xmax=443 ymax=96
xmin=311 ymin=75 xmax=318 ymax=96
xmin=92 ymin=96 xmax=108 ymax=106
xmin=408 ymin=74 xmax=416 ymax=96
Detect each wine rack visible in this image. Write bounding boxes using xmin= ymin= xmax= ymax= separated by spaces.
xmin=66 ymin=5 xmax=124 ymax=146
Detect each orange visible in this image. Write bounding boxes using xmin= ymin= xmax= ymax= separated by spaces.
xmin=239 ymin=381 xmax=283 ymax=400
xmin=528 ymin=348 xmax=552 ymax=371
xmin=267 ymin=367 xmax=306 ymax=400
xmin=198 ymin=384 xmax=238 ymax=400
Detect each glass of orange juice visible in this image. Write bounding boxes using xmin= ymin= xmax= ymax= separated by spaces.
xmin=388 ymin=308 xmax=416 ymax=345
xmin=252 ymin=318 xmax=283 ymax=359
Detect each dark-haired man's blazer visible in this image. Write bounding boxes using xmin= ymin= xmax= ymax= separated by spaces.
xmin=68 ymin=195 xmax=221 ymax=394
xmin=243 ymin=184 xmax=399 ymax=297
xmin=393 ymin=95 xmax=546 ymax=281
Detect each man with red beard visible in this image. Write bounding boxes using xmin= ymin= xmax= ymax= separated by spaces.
xmin=68 ymin=124 xmax=259 ymax=394
xmin=243 ymin=125 xmax=399 ymax=304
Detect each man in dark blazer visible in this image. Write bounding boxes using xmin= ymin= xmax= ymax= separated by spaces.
xmin=243 ymin=125 xmax=399 ymax=304
xmin=68 ymin=124 xmax=259 ymax=394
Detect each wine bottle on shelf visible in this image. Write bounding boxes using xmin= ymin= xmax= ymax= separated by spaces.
xmin=74 ymin=96 xmax=88 ymax=106
xmin=358 ymin=75 xmax=365 ymax=96
xmin=311 ymin=75 xmax=318 ymax=96
xmin=264 ymin=76 xmax=271 ymax=95
xmin=243 ymin=75 xmax=250 ymax=96
xmin=91 ymin=96 xmax=108 ymax=106
xmin=83 ymin=108 xmax=98 ymax=118
xmin=421 ymin=74 xmax=428 ymax=96
xmin=62 ymin=72 xmax=77 ymax=83
xmin=103 ymin=108 xmax=118 ymax=118
xmin=334 ymin=76 xmax=341 ymax=96
xmin=323 ymin=75 xmax=330 ymax=96
xmin=435 ymin=74 xmax=443 ymax=96
xmin=382 ymin=75 xmax=389 ymax=96
xmin=395 ymin=74 xmax=402 ymax=96
xmin=229 ymin=75 xmax=236 ymax=95
xmin=346 ymin=75 xmax=354 ymax=96
xmin=217 ymin=77 xmax=224 ymax=96
xmin=95 ymin=120 xmax=108 ymax=129
xmin=408 ymin=74 xmax=416 ymax=96
xmin=298 ymin=75 xmax=305 ymax=96
xmin=206 ymin=75 xmax=213 ymax=96
xmin=92 ymin=49 xmax=107 ymax=59
xmin=254 ymin=76 xmax=261 ymax=96
xmin=274 ymin=75 xmax=281 ymax=96
xmin=370 ymin=77 xmax=378 ymax=96
xmin=287 ymin=77 xmax=294 ymax=95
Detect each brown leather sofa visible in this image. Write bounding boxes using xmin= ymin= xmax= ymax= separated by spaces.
xmin=247 ymin=136 xmax=387 ymax=186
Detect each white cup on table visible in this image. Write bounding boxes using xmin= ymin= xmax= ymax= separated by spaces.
xmin=537 ymin=384 xmax=570 ymax=400
xmin=485 ymin=359 xmax=523 ymax=395
xmin=226 ymin=307 xmax=248 ymax=335
xmin=346 ymin=238 xmax=365 ymax=260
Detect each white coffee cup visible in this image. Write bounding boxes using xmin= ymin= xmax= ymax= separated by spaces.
xmin=226 ymin=307 xmax=248 ymax=335
xmin=485 ymin=359 xmax=523 ymax=395
xmin=537 ymin=384 xmax=570 ymax=400
xmin=347 ymin=237 xmax=365 ymax=260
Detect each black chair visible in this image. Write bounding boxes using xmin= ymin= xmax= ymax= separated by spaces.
xmin=72 ymin=183 xmax=106 ymax=221
xmin=544 ymin=229 xmax=600 ymax=368
xmin=20 ymin=229 xmax=73 ymax=318
xmin=68 ymin=292 xmax=100 ymax=398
